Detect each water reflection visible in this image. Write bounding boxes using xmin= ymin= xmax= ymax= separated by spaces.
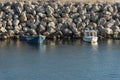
xmin=45 ymin=39 xmax=82 ymax=46
xmin=91 ymin=42 xmax=98 ymax=52
xmin=0 ymin=39 xmax=120 ymax=51
xmin=0 ymin=39 xmax=23 ymax=48
xmin=27 ymin=43 xmax=47 ymax=53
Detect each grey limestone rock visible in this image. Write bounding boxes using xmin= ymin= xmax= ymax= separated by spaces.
xmin=46 ymin=6 xmax=54 ymax=16
xmin=70 ymin=13 xmax=79 ymax=19
xmin=20 ymin=11 xmax=27 ymax=22
xmin=13 ymin=19 xmax=20 ymax=26
xmin=0 ymin=27 xmax=7 ymax=33
xmin=14 ymin=2 xmax=23 ymax=14
xmin=35 ymin=6 xmax=45 ymax=13
xmin=29 ymin=29 xmax=37 ymax=35
xmin=48 ymin=22 xmax=55 ymax=29
xmin=38 ymin=13 xmax=46 ymax=18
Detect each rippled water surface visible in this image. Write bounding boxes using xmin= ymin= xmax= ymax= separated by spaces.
xmin=0 ymin=39 xmax=120 ymax=80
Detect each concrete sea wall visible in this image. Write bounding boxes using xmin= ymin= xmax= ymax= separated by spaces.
xmin=0 ymin=0 xmax=120 ymax=39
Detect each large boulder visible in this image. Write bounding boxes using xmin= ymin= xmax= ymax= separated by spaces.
xmin=48 ymin=22 xmax=55 ymax=28
xmin=13 ymin=19 xmax=20 ymax=26
xmin=100 ymin=28 xmax=113 ymax=35
xmin=37 ymin=24 xmax=46 ymax=33
xmin=38 ymin=13 xmax=46 ymax=18
xmin=20 ymin=11 xmax=27 ymax=22
xmin=70 ymin=13 xmax=79 ymax=19
xmin=45 ymin=6 xmax=54 ymax=16
xmin=98 ymin=18 xmax=106 ymax=26
xmin=35 ymin=6 xmax=45 ymax=13
xmin=104 ymin=19 xmax=115 ymax=28
xmin=14 ymin=2 xmax=23 ymax=14
xmin=29 ymin=29 xmax=37 ymax=35
xmin=0 ymin=27 xmax=7 ymax=33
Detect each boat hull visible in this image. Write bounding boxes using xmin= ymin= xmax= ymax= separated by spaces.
xmin=20 ymin=35 xmax=46 ymax=43
xmin=83 ymin=36 xmax=98 ymax=43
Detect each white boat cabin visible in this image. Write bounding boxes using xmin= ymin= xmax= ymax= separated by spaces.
xmin=83 ymin=29 xmax=98 ymax=43
xmin=84 ymin=30 xmax=97 ymax=37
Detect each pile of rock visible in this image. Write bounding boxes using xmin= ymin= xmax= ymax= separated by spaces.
xmin=0 ymin=0 xmax=120 ymax=39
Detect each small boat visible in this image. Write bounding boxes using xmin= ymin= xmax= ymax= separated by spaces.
xmin=20 ymin=34 xmax=46 ymax=43
xmin=83 ymin=29 xmax=98 ymax=43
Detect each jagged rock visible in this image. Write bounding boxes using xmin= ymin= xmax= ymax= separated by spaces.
xmin=57 ymin=23 xmax=63 ymax=30
xmin=23 ymin=2 xmax=33 ymax=13
xmin=37 ymin=24 xmax=46 ymax=33
xmin=103 ymin=11 xmax=112 ymax=15
xmin=101 ymin=28 xmax=113 ymax=35
xmin=14 ymin=25 xmax=22 ymax=31
xmin=44 ymin=17 xmax=55 ymax=22
xmin=66 ymin=18 xmax=73 ymax=24
xmin=29 ymin=29 xmax=37 ymax=35
xmin=20 ymin=11 xmax=27 ymax=22
xmin=78 ymin=8 xmax=86 ymax=15
xmin=91 ymin=4 xmax=100 ymax=12
xmin=114 ymin=19 xmax=120 ymax=26
xmin=0 ymin=22 xmax=2 ymax=28
xmin=45 ymin=28 xmax=56 ymax=35
xmin=26 ymin=19 xmax=35 ymax=27
xmin=73 ymin=17 xmax=82 ymax=24
xmin=35 ymin=6 xmax=45 ymax=13
xmin=90 ymin=13 xmax=99 ymax=22
xmin=7 ymin=30 xmax=15 ymax=37
xmin=20 ymin=22 xmax=26 ymax=27
xmin=40 ymin=21 xmax=47 ymax=27
xmin=104 ymin=19 xmax=115 ymax=28
xmin=14 ymin=2 xmax=23 ymax=14
xmin=70 ymin=13 xmax=79 ymax=19
xmin=2 ymin=21 xmax=7 ymax=27
xmin=0 ymin=11 xmax=4 ymax=19
xmin=49 ymin=2 xmax=58 ymax=9
xmin=87 ymin=23 xmax=97 ymax=29
xmin=0 ymin=35 xmax=8 ymax=39
xmin=107 ymin=5 xmax=114 ymax=13
xmin=70 ymin=6 xmax=78 ymax=13
xmin=112 ymin=25 xmax=120 ymax=32
xmin=6 ymin=26 xmax=12 ymax=30
xmin=30 ymin=24 xmax=37 ymax=29
xmin=62 ymin=28 xmax=72 ymax=35
xmin=84 ymin=19 xmax=90 ymax=26
xmin=13 ymin=19 xmax=20 ymax=26
xmin=98 ymin=18 xmax=106 ymax=26
xmin=38 ymin=13 xmax=46 ymax=18
xmin=46 ymin=6 xmax=54 ymax=15
xmin=80 ymin=15 xmax=86 ymax=20
xmin=68 ymin=23 xmax=79 ymax=35
xmin=7 ymin=20 xmax=12 ymax=26
xmin=14 ymin=29 xmax=20 ymax=34
xmin=13 ymin=15 xmax=19 ymax=19
xmin=48 ymin=22 xmax=55 ymax=28
xmin=0 ymin=27 xmax=7 ymax=33
xmin=22 ymin=27 xmax=30 ymax=32
xmin=64 ymin=7 xmax=70 ymax=13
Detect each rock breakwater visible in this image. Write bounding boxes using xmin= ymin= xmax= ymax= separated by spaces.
xmin=0 ymin=0 xmax=120 ymax=39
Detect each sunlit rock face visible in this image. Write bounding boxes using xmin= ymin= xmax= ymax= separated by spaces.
xmin=0 ymin=0 xmax=120 ymax=39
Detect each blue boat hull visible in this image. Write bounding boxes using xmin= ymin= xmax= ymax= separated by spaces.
xmin=20 ymin=35 xmax=46 ymax=43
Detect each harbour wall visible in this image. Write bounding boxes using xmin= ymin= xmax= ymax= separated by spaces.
xmin=0 ymin=0 xmax=120 ymax=39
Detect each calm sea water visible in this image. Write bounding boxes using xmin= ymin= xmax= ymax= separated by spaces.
xmin=0 ymin=39 xmax=120 ymax=80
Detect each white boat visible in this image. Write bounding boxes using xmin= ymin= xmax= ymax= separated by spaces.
xmin=83 ymin=29 xmax=98 ymax=43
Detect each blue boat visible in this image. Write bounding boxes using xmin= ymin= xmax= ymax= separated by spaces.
xmin=20 ymin=35 xmax=46 ymax=43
